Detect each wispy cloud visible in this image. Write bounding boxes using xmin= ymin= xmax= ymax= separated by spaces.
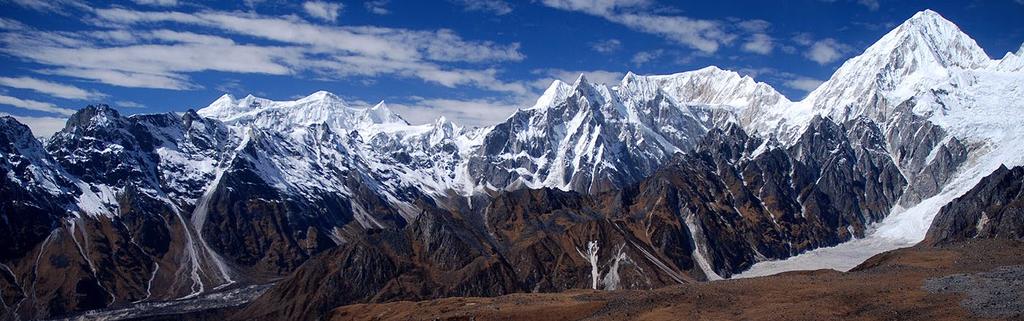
xmin=784 ymin=77 xmax=825 ymax=92
xmin=5 ymin=0 xmax=89 ymax=15
xmin=738 ymin=67 xmax=825 ymax=98
xmin=741 ymin=34 xmax=773 ymax=55
xmin=0 ymin=94 xmax=77 ymax=115
xmin=805 ymin=38 xmax=852 ymax=64
xmin=115 ymin=100 xmax=147 ymax=108
xmin=540 ymin=0 xmax=745 ymax=53
xmin=0 ymin=76 xmax=106 ymax=100
xmin=736 ymin=19 xmax=773 ymax=55
xmin=0 ymin=7 xmax=528 ymax=95
xmin=449 ymin=0 xmax=513 ymax=15
xmin=303 ymin=1 xmax=343 ymax=22
xmin=590 ymin=39 xmax=622 ymax=53
xmin=857 ymin=0 xmax=880 ymax=11
xmin=630 ymin=49 xmax=663 ymax=66
xmin=0 ymin=112 xmax=68 ymax=137
xmin=132 ymin=0 xmax=179 ymax=7
xmin=364 ymin=0 xmax=390 ymax=14
xmin=818 ymin=0 xmax=881 ymax=11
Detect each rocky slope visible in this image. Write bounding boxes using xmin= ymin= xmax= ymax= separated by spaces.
xmin=0 ymin=9 xmax=1022 ymax=321
xmin=324 ymin=238 xmax=1024 ymax=321
xmin=925 ymin=165 xmax=1024 ymax=245
xmin=321 ymin=165 xmax=1024 ymax=321
xmin=234 ymin=120 xmax=909 ymax=320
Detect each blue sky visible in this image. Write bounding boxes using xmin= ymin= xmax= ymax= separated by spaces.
xmin=1 ymin=0 xmax=1022 ymax=136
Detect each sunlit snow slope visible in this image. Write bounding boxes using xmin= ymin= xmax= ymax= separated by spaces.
xmin=736 ymin=10 xmax=1024 ymax=277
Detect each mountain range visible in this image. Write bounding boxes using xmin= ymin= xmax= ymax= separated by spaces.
xmin=1 ymin=9 xmax=1023 ymax=321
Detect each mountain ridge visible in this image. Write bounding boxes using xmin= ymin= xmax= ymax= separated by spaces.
xmin=1 ymin=9 xmax=1023 ymax=321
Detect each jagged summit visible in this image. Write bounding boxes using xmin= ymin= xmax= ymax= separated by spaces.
xmin=620 ymin=65 xmax=789 ymax=112
xmin=198 ymin=90 xmax=413 ymax=133
xmin=528 ymin=79 xmax=572 ymax=110
xmin=803 ymin=9 xmax=990 ymax=122
xmin=54 ymin=104 xmax=122 ymax=138
xmin=0 ymin=115 xmax=38 ymax=150
xmin=362 ymin=100 xmax=408 ymax=125
xmin=573 ymin=73 xmax=588 ymax=85
xmin=4 ymin=8 xmax=1024 ymax=320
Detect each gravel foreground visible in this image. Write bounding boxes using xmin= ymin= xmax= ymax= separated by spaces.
xmin=924 ymin=265 xmax=1024 ymax=319
xmin=328 ymin=239 xmax=1024 ymax=321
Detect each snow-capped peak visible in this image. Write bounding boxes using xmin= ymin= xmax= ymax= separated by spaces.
xmin=1 ymin=116 xmax=46 ymax=158
xmin=361 ymin=101 xmax=408 ymax=125
xmin=199 ymin=91 xmax=375 ymax=132
xmin=292 ymin=90 xmax=350 ymax=110
xmin=803 ymin=9 xmax=991 ymax=122
xmin=433 ymin=115 xmax=449 ymax=126
xmin=573 ymin=73 xmax=588 ymax=86
xmin=993 ymin=43 xmax=1024 ymax=72
xmin=618 ymin=65 xmax=789 ymax=111
xmin=529 ymin=79 xmax=572 ymax=110
xmin=891 ymin=9 xmax=989 ymax=69
xmin=200 ymin=93 xmax=269 ymax=121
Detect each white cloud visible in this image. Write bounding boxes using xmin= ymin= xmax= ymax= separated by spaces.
xmin=0 ymin=8 xmax=527 ymax=95
xmin=0 ymin=94 xmax=77 ymax=115
xmin=630 ymin=49 xmax=663 ymax=66
xmin=737 ymin=19 xmax=771 ymax=33
xmin=0 ymin=18 xmax=28 ymax=31
xmin=738 ymin=67 xmax=825 ymax=98
xmin=304 ymin=56 xmax=530 ymax=94
xmin=540 ymin=0 xmax=732 ymax=53
xmin=818 ymin=0 xmax=880 ymax=10
xmin=449 ymin=0 xmax=513 ymax=15
xmin=6 ymin=0 xmax=88 ymax=15
xmin=132 ymin=0 xmax=179 ymax=6
xmin=590 ymin=39 xmax=621 ymax=53
xmin=115 ymin=100 xmax=146 ymax=108
xmin=146 ymin=30 xmax=236 ymax=45
xmin=0 ymin=76 xmax=106 ymax=100
xmin=805 ymin=38 xmax=851 ymax=64
xmin=40 ymin=68 xmax=197 ymax=90
xmin=303 ymin=1 xmax=343 ymax=22
xmin=539 ymin=0 xmax=651 ymax=15
xmin=741 ymin=33 xmax=773 ymax=55
xmin=93 ymin=9 xmax=524 ymax=62
xmin=0 ymin=113 xmax=68 ymax=138
xmin=364 ymin=0 xmax=390 ymax=14
xmin=792 ymin=32 xmax=814 ymax=46
xmin=784 ymin=77 xmax=825 ymax=92
xmin=857 ymin=0 xmax=880 ymax=11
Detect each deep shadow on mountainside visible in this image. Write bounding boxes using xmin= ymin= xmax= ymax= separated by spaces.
xmin=128 ymin=164 xmax=1024 ymax=321
xmin=0 ymin=107 xmax=926 ymax=320
xmin=287 ymin=164 xmax=1024 ymax=321
xmin=3 ymin=8 xmax=1024 ymax=321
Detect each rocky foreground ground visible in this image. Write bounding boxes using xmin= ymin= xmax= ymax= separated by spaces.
xmin=326 ymin=239 xmax=1024 ymax=321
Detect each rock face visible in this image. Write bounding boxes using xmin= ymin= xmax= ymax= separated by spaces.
xmin=2 ymin=9 xmax=1023 ymax=321
xmin=925 ymin=165 xmax=1024 ymax=245
xmin=0 ymin=105 xmax=421 ymax=320
xmin=464 ymin=68 xmax=772 ymax=194
xmin=234 ymin=190 xmax=691 ymax=321
xmin=236 ymin=121 xmax=911 ymax=320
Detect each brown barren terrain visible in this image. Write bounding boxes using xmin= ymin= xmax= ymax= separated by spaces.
xmin=329 ymin=239 xmax=1024 ymax=321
